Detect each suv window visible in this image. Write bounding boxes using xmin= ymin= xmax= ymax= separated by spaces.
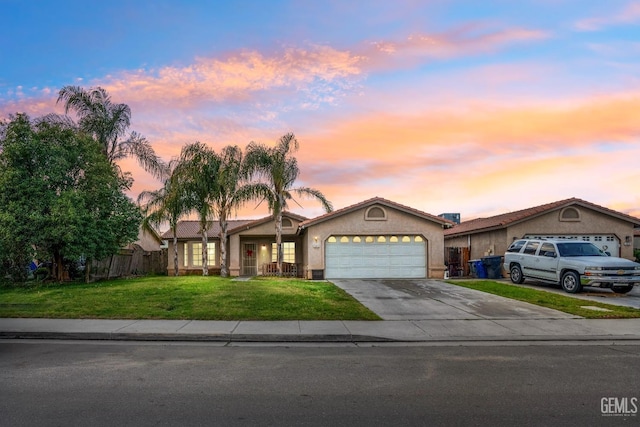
xmin=507 ymin=240 xmax=526 ymax=253
xmin=539 ymin=243 xmax=556 ymax=257
xmin=523 ymin=241 xmax=540 ymax=255
xmin=557 ymin=242 xmax=605 ymax=257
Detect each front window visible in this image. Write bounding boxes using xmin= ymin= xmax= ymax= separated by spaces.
xmin=191 ymin=242 xmax=216 ymax=266
xmin=272 ymin=242 xmax=295 ymax=263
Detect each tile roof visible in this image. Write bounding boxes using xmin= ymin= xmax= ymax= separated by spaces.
xmin=298 ymin=196 xmax=453 ymax=229
xmin=160 ymin=212 xmax=308 ymax=239
xmin=229 ymin=212 xmax=308 ymax=234
xmin=445 ymin=197 xmax=640 ymax=237
xmin=161 ymin=220 xmax=254 ymax=239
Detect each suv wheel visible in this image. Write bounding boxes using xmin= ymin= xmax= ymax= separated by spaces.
xmin=612 ymin=285 xmax=634 ymax=294
xmin=561 ymin=271 xmax=582 ymax=293
xmin=510 ymin=265 xmax=524 ymax=284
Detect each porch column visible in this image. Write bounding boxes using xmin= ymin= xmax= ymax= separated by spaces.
xmin=229 ymin=234 xmax=240 ymax=277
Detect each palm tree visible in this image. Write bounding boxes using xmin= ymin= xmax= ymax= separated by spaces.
xmin=137 ymin=160 xmax=190 ymax=276
xmin=211 ymin=145 xmax=259 ymax=277
xmin=55 ymin=85 xmax=166 ymax=181
xmin=244 ymin=133 xmax=333 ymax=275
xmin=174 ymin=142 xmax=220 ymax=276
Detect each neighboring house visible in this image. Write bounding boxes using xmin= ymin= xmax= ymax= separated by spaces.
xmin=129 ymin=225 xmax=164 ymax=252
xmin=163 ymin=197 xmax=453 ymax=279
xmin=635 ymin=229 xmax=640 ymax=251
xmin=444 ymin=198 xmax=640 ymax=276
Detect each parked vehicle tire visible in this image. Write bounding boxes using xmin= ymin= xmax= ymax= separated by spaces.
xmin=510 ymin=264 xmax=524 ymax=284
xmin=612 ymin=285 xmax=634 ymax=294
xmin=561 ymin=271 xmax=582 ymax=293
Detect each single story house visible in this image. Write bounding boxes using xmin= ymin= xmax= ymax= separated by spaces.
xmin=163 ymin=197 xmax=453 ymax=279
xmin=444 ymin=198 xmax=640 ymax=276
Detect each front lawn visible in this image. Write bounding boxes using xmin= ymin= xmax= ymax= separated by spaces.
xmin=448 ymin=280 xmax=640 ymax=319
xmin=0 ymin=276 xmax=380 ymax=320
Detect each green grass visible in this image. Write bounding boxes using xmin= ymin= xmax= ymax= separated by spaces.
xmin=447 ymin=280 xmax=640 ymax=319
xmin=0 ymin=276 xmax=380 ymax=320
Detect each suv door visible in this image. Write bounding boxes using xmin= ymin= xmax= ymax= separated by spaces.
xmin=535 ymin=242 xmax=559 ymax=281
xmin=520 ymin=241 xmax=542 ymax=279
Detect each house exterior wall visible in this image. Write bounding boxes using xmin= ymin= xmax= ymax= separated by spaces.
xmin=301 ymin=205 xmax=446 ymax=279
xmin=167 ymin=238 xmax=222 ymax=275
xmin=131 ymin=228 xmax=163 ymax=252
xmin=462 ymin=229 xmax=508 ymax=261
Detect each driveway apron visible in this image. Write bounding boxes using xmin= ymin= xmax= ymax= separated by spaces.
xmin=331 ymin=279 xmax=576 ymax=320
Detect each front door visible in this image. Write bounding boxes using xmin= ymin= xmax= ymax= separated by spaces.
xmin=242 ymin=243 xmax=257 ymax=276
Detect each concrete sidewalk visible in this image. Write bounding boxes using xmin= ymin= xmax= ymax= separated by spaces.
xmin=3 ymin=317 xmax=640 ymax=343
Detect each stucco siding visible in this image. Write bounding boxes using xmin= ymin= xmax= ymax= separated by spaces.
xmin=464 ymin=229 xmax=508 ymax=261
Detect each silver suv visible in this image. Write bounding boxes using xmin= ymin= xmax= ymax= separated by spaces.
xmin=503 ymin=239 xmax=640 ymax=294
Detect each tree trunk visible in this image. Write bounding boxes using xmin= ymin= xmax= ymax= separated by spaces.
xmin=275 ymin=209 xmax=283 ymax=276
xmin=172 ymin=231 xmax=178 ymax=276
xmin=220 ymin=216 xmax=228 ymax=277
xmin=53 ymin=250 xmax=64 ymax=282
xmin=84 ymin=258 xmax=91 ymax=283
xmin=201 ymin=225 xmax=208 ymax=276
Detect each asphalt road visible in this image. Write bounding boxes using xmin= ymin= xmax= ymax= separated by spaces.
xmin=2 ymin=340 xmax=640 ymax=426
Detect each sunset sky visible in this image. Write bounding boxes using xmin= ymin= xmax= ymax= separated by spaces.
xmin=2 ymin=0 xmax=640 ymax=222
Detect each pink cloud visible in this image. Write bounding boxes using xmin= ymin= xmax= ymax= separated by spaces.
xmin=575 ymin=1 xmax=640 ymax=31
xmin=101 ymin=46 xmax=363 ymax=110
xmin=362 ymin=25 xmax=549 ymax=70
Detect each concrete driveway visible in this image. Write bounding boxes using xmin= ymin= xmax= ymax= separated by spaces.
xmin=331 ymin=279 xmax=577 ymax=320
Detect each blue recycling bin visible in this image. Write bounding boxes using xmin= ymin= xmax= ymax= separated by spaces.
xmin=470 ymin=259 xmax=487 ymax=278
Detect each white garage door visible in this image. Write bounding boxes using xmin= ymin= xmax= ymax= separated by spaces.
xmin=325 ymin=235 xmax=426 ymax=279
xmin=523 ymin=234 xmax=620 ymax=256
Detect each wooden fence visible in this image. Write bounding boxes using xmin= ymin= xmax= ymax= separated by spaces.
xmin=88 ymin=245 xmax=167 ymax=282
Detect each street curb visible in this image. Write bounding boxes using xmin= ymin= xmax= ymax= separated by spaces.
xmin=3 ymin=331 xmax=640 ymax=343
xmin=0 ymin=331 xmax=395 ymax=343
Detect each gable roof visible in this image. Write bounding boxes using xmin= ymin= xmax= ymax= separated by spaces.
xmin=445 ymin=197 xmax=640 ymax=237
xmin=298 ymin=196 xmax=453 ymax=230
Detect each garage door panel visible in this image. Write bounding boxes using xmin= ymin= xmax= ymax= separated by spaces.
xmin=325 ymin=235 xmax=426 ymax=279
xmin=523 ymin=234 xmax=621 ymax=256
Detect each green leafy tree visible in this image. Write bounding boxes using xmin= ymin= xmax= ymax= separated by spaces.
xmin=244 ymin=133 xmax=333 ymax=275
xmin=48 ymin=85 xmax=166 ymax=184
xmin=138 ymin=160 xmax=190 ymax=276
xmin=0 ymin=114 xmax=141 ymax=282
